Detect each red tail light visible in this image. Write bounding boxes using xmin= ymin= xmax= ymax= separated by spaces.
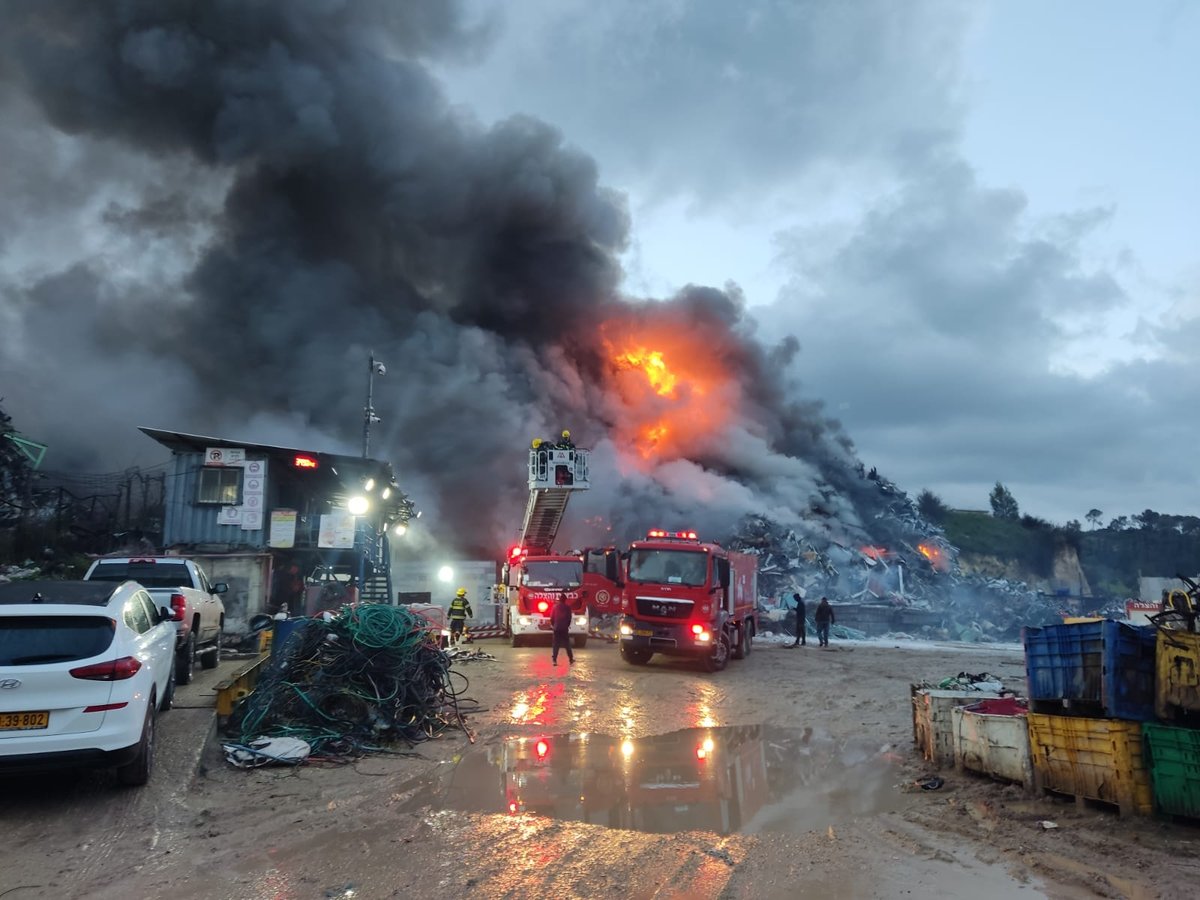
xmin=170 ymin=593 xmax=186 ymax=622
xmin=536 ymin=740 xmax=549 ymax=759
xmin=83 ymin=702 xmax=129 ymax=713
xmin=536 ymin=600 xmax=549 ymax=614
xmin=71 ymin=657 xmax=142 ymax=681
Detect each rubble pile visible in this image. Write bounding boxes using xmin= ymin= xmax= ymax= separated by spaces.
xmin=226 ymin=604 xmax=473 ymax=762
xmin=728 ymin=512 xmax=1068 ymax=643
xmin=0 ymin=563 xmax=41 ymax=583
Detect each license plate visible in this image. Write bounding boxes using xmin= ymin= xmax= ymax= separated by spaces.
xmin=635 ymin=629 xmax=653 ymax=637
xmin=0 ymin=711 xmax=49 ymax=731
xmin=537 ymin=621 xmax=553 ymax=631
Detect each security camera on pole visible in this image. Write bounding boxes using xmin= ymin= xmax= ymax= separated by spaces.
xmin=363 ymin=352 xmax=386 ymax=458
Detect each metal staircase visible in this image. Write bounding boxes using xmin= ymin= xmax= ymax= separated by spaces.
xmin=357 ymin=529 xmax=393 ymax=604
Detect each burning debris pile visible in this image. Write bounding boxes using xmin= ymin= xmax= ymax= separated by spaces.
xmin=225 ymin=604 xmax=474 ymax=764
xmin=728 ymin=510 xmax=1065 ymax=644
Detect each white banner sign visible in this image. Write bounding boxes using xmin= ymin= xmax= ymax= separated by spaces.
xmin=269 ymin=509 xmax=297 ymax=548
xmin=241 ymin=508 xmax=264 ymax=531
xmin=217 ymin=505 xmax=243 ymax=525
xmin=318 ymin=511 xmax=357 ymax=549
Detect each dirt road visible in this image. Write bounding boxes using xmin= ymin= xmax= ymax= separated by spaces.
xmin=2 ymin=637 xmax=1196 ymax=899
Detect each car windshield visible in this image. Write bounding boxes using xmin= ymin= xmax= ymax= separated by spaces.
xmin=628 ymin=550 xmax=708 ymax=587
xmin=0 ymin=616 xmax=115 ymax=666
xmin=89 ymin=561 xmax=192 ymax=589
xmin=521 ymin=560 xmax=582 ymax=589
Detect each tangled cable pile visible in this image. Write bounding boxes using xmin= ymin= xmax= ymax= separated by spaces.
xmin=226 ymin=604 xmax=474 ymax=760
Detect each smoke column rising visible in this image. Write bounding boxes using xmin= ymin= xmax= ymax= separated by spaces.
xmin=0 ymin=0 xmax=883 ymax=556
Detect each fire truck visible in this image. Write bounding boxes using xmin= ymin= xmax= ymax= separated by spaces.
xmin=617 ymin=529 xmax=758 ymax=672
xmin=503 ymin=441 xmax=618 ymax=647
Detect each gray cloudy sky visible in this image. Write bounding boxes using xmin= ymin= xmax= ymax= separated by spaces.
xmin=0 ymin=0 xmax=1195 ymax=552
xmin=435 ymin=0 xmax=1199 ymax=525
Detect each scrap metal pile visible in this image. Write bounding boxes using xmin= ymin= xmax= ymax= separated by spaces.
xmin=728 ymin=510 xmax=1066 ymax=643
xmin=226 ymin=604 xmax=473 ymax=763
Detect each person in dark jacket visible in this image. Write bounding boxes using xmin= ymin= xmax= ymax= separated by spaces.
xmin=814 ymin=596 xmax=835 ymax=647
xmin=789 ymin=592 xmax=807 ymax=647
xmin=550 ymin=594 xmax=575 ymax=665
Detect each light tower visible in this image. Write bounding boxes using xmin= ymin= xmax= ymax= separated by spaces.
xmin=362 ymin=352 xmax=386 ymax=458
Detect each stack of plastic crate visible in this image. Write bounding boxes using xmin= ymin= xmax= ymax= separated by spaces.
xmin=1022 ymin=619 xmax=1157 ymax=816
xmin=1144 ymin=628 xmax=1200 ymax=821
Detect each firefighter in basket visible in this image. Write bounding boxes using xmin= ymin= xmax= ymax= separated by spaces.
xmin=449 ymin=587 xmax=473 ymax=646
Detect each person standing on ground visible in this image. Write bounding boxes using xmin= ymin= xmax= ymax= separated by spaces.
xmin=448 ymin=587 xmax=472 ymax=646
xmin=789 ymin=592 xmax=807 ymax=647
xmin=550 ymin=594 xmax=575 ymax=665
xmin=814 ymin=596 xmax=835 ymax=648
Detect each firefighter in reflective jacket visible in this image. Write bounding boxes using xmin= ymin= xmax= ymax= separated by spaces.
xmin=449 ymin=588 xmax=472 ymax=645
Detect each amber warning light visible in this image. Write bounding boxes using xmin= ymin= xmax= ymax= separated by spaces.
xmin=293 ymin=454 xmax=319 ymax=469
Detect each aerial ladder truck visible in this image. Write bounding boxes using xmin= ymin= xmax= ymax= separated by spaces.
xmin=503 ymin=438 xmax=597 ymax=647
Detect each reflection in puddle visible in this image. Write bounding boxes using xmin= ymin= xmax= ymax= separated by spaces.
xmin=429 ymin=725 xmax=908 ymax=836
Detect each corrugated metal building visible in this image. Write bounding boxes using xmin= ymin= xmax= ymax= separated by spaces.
xmin=139 ymin=427 xmax=419 ymax=629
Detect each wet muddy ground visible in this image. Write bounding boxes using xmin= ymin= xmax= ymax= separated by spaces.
xmin=2 ymin=637 xmax=1197 ymax=898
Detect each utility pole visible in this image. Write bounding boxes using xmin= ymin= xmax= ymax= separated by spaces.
xmin=362 ymin=352 xmax=386 ymax=458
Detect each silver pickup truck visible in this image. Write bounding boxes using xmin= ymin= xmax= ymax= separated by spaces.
xmin=84 ymin=556 xmax=226 ymax=684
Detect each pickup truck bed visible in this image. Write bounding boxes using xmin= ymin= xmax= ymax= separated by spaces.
xmin=84 ymin=557 xmax=227 ymax=684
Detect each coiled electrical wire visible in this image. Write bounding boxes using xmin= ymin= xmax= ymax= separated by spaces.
xmin=226 ymin=604 xmax=476 ymax=761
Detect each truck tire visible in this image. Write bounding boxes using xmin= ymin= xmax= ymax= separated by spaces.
xmin=116 ymin=698 xmax=156 ymax=787
xmin=573 ymin=635 xmax=588 ymax=649
xmin=702 ymin=632 xmax=730 ymax=673
xmin=620 ymin=645 xmax=652 ymax=666
xmin=200 ymin=631 xmax=221 ymax=670
xmin=175 ymin=633 xmax=195 ymax=685
xmin=732 ymin=621 xmax=753 ymax=660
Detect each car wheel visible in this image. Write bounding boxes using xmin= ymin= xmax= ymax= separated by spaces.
xmin=116 ymin=700 xmax=156 ymax=787
xmin=175 ymin=633 xmax=195 ymax=685
xmin=620 ymin=645 xmax=652 ymax=666
xmin=200 ymin=630 xmax=222 ymax=670
xmin=573 ymin=636 xmax=588 ymax=649
xmin=702 ymin=632 xmax=731 ymax=673
xmin=161 ymin=667 xmax=175 ymax=712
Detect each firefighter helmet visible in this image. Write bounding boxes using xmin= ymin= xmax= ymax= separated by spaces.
xmin=561 ymin=429 xmax=570 ymax=440
xmin=531 ymin=438 xmax=543 ymax=449
xmin=456 ymin=587 xmax=467 ymax=597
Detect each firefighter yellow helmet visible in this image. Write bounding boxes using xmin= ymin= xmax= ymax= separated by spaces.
xmin=456 ymin=587 xmax=467 ymax=597
xmin=531 ymin=438 xmax=543 ymax=449
xmin=561 ymin=429 xmax=570 ymax=440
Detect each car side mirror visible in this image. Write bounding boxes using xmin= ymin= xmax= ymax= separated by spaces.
xmin=212 ymin=582 xmax=229 ymax=595
xmin=159 ymin=607 xmax=173 ymax=624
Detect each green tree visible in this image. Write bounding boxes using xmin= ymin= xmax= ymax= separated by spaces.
xmin=989 ymin=482 xmax=1020 ymax=520
xmin=1085 ymin=508 xmax=1103 ymax=529
xmin=917 ymin=489 xmax=948 ymax=523
xmin=1109 ymin=515 xmax=1129 ymax=531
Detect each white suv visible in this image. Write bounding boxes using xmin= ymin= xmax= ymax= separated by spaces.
xmin=0 ymin=579 xmax=176 ymax=786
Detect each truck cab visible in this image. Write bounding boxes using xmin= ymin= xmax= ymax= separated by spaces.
xmin=617 ymin=530 xmax=758 ymax=672
xmin=506 ymin=550 xmax=590 ymax=647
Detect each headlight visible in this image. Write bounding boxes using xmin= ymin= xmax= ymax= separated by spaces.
xmin=619 ymin=624 xmax=633 ymax=636
xmin=696 ymin=631 xmax=712 ymax=642
xmin=575 ymin=616 xmax=587 ymax=627
xmin=518 ymin=616 xmax=531 ymax=626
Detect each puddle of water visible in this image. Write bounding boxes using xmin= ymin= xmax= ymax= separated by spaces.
xmin=422 ymin=725 xmax=910 ymax=836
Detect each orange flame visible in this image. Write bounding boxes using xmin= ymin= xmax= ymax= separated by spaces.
xmin=600 ymin=318 xmax=734 ymax=461
xmin=918 ymin=542 xmax=950 ymax=572
xmin=619 ymin=349 xmax=678 ymax=397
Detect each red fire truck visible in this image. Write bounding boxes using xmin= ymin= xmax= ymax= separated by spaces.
xmin=503 ymin=441 xmax=621 ymax=647
xmin=617 ymin=529 xmax=758 ymax=672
